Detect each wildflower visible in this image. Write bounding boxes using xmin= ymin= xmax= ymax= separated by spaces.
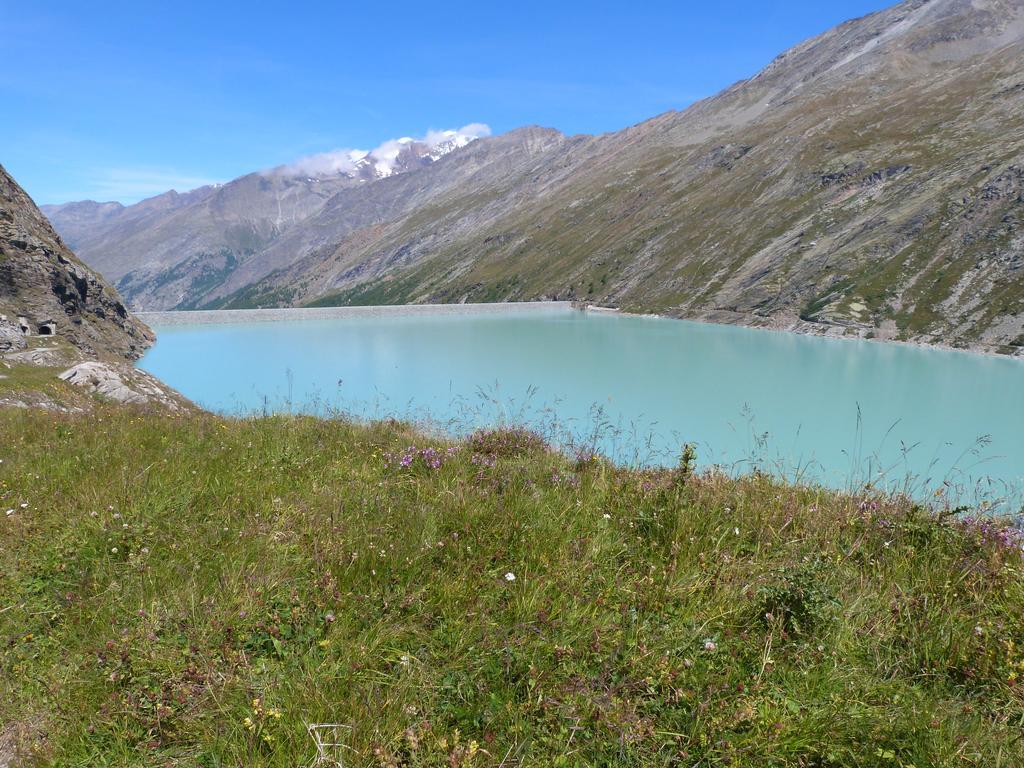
xmin=504 ymin=572 xmax=516 ymax=582
xmin=400 ymin=654 xmax=411 ymax=666
xmin=111 ymin=547 xmax=118 ymax=554
xmin=318 ymin=639 xmax=330 ymax=648
xmin=603 ymin=513 xmax=611 ymax=520
xmin=19 ymin=502 xmax=27 ymax=509
xmin=4 ymin=509 xmax=12 ymax=517
xmin=324 ymin=612 xmax=336 ymax=623
xmin=974 ymin=626 xmax=985 ymax=637
xmin=703 ymin=638 xmax=717 ymax=652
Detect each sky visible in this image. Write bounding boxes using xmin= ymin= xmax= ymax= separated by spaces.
xmin=1 ymin=0 xmax=892 ymax=205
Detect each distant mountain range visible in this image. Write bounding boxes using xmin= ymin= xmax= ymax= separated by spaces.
xmin=43 ymin=0 xmax=1024 ymax=354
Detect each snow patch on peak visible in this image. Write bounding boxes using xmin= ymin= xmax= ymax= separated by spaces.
xmin=269 ymin=123 xmax=491 ymax=180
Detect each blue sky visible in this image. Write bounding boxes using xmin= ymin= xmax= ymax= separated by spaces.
xmin=2 ymin=0 xmax=890 ymax=205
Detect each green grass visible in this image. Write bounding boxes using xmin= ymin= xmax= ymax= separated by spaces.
xmin=1 ymin=407 xmax=1023 ymax=767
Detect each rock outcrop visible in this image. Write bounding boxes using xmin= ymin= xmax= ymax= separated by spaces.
xmin=58 ymin=361 xmax=186 ymax=410
xmin=0 ymin=317 xmax=27 ymax=353
xmin=0 ymin=163 xmax=154 ymax=361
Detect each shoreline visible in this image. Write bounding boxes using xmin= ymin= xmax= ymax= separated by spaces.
xmin=614 ymin=307 xmax=1024 ymax=363
xmin=137 ymin=301 xmax=1023 ymax=362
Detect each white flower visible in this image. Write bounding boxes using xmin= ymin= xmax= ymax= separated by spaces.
xmin=734 ymin=527 xmax=739 ymax=535
xmin=703 ymin=638 xmax=717 ymax=652
xmin=4 ymin=509 xmax=13 ymax=517
xmin=399 ymin=654 xmax=411 ymax=666
xmin=111 ymin=547 xmax=118 ymax=554
xmin=603 ymin=514 xmax=611 ymax=520
xmin=504 ymin=572 xmax=516 ymax=582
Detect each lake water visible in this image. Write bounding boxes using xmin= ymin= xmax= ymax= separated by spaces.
xmin=139 ymin=307 xmax=1024 ymax=509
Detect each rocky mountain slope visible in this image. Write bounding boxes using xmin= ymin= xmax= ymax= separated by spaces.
xmin=45 ymin=0 xmax=1024 ymax=353
xmin=0 ymin=164 xmax=153 ymax=361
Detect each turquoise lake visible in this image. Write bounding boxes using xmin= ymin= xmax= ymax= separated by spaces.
xmin=139 ymin=307 xmax=1024 ymax=509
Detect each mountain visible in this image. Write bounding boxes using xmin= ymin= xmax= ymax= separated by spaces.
xmin=0 ymin=163 xmax=153 ymax=361
xmin=40 ymin=126 xmax=493 ymax=311
xmin=46 ymin=0 xmax=1024 ymax=353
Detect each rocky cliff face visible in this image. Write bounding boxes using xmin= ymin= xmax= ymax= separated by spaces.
xmin=44 ymin=0 xmax=1024 ymax=353
xmin=0 ymin=164 xmax=153 ymax=361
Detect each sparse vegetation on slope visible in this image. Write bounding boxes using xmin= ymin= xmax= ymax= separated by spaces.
xmin=2 ymin=409 xmax=1022 ymax=767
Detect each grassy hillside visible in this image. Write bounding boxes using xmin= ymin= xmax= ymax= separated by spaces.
xmin=2 ymin=407 xmax=1023 ymax=767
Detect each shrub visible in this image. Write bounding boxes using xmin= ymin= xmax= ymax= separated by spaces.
xmin=467 ymin=427 xmax=547 ymax=459
xmin=758 ymin=559 xmax=838 ymax=637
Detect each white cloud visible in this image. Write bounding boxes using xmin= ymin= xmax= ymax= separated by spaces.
xmin=270 ymin=123 xmax=491 ymax=178
xmin=279 ymin=149 xmax=369 ymax=178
